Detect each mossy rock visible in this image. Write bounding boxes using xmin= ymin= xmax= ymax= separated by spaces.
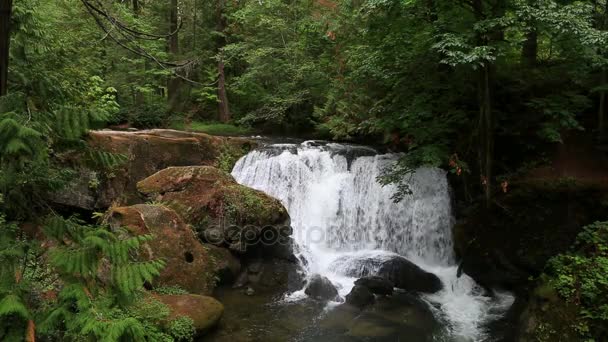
xmin=157 ymin=294 xmax=224 ymax=335
xmin=51 ymin=129 xmax=254 ymax=210
xmin=517 ymin=283 xmax=580 ymax=342
xmin=105 ymin=204 xmax=226 ymax=294
xmin=137 ymin=166 xmax=291 ymax=254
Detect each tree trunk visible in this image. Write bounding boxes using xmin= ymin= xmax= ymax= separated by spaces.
xmin=0 ymin=0 xmax=13 ymax=97
xmin=598 ymin=0 xmax=608 ymax=136
xmin=473 ymin=0 xmax=494 ymax=206
xmin=479 ymin=66 xmax=493 ymax=206
xmin=167 ymin=0 xmax=181 ymax=111
xmin=599 ymin=70 xmax=606 ymax=136
xmin=522 ymin=29 xmax=538 ymax=66
xmin=133 ymin=0 xmax=140 ymax=15
xmin=216 ymin=0 xmax=230 ymax=122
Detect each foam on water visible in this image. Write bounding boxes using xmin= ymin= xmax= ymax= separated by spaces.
xmin=231 ymin=141 xmax=514 ymax=341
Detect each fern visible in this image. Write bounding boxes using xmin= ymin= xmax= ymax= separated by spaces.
xmin=38 ymin=216 xmax=168 ymax=341
xmin=0 ymin=295 xmax=30 ymax=320
xmin=54 ymin=106 xmax=109 ymax=141
xmin=86 ymin=150 xmax=129 ymax=170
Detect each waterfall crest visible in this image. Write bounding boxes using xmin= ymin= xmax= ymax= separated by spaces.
xmin=232 ymin=141 xmax=513 ymax=341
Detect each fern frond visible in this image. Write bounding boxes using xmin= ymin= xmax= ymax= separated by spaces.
xmin=0 ymin=294 xmax=30 ymax=320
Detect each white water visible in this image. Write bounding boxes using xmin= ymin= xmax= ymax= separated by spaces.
xmin=232 ymin=141 xmax=514 ymax=341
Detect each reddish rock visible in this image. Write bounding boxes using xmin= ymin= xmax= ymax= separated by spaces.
xmin=52 ymin=129 xmax=255 ymax=210
xmin=136 ymin=166 xmax=291 ymax=254
xmin=106 ymin=204 xmax=230 ymax=294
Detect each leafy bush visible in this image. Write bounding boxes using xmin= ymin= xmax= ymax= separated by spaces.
xmin=546 ymin=221 xmax=608 ymax=339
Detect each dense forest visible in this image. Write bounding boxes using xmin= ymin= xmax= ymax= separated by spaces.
xmin=1 ymin=0 xmax=608 ymax=341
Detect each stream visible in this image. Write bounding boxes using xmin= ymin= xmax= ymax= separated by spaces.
xmin=216 ymin=141 xmax=514 ymax=341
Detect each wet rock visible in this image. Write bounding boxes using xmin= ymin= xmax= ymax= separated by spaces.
xmin=236 ymin=258 xmax=304 ymax=296
xmin=345 ymin=285 xmax=375 ymax=308
xmin=136 ymin=166 xmax=291 ymax=255
xmin=105 ymin=204 xmax=220 ymax=294
xmin=377 ymin=257 xmax=442 ymax=293
xmin=330 ymin=254 xmax=442 ymax=294
xmin=157 ymin=294 xmax=224 ymax=334
xmin=207 ymin=245 xmax=241 ymax=285
xmin=305 ymin=274 xmax=339 ymax=301
xmin=354 ymin=276 xmax=394 ymax=296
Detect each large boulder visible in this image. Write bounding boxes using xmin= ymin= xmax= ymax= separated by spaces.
xmin=105 ymin=204 xmax=231 ymax=294
xmin=51 ymin=129 xmax=254 ymax=210
xmin=345 ymin=285 xmax=375 ymax=308
xmin=304 ymin=274 xmax=339 ymax=301
xmin=136 ymin=166 xmax=291 ymax=255
xmin=329 ymin=254 xmax=442 ymax=293
xmin=354 ymin=276 xmax=394 ymax=296
xmin=377 ymin=257 xmax=442 ymax=293
xmin=157 ymin=294 xmax=224 ymax=334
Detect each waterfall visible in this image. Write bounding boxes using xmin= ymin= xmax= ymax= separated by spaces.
xmin=232 ymin=141 xmax=514 ymax=341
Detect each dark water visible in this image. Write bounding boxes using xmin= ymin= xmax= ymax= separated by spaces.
xmin=206 ymin=287 xmax=442 ymax=342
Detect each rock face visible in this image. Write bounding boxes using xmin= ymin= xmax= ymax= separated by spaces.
xmin=345 ymin=285 xmax=375 ymax=308
xmin=354 ymin=276 xmax=394 ymax=296
xmin=158 ymin=294 xmax=224 ymax=334
xmin=106 ymin=204 xmax=227 ymax=294
xmin=52 ymin=129 xmax=254 ymax=210
xmin=136 ymin=166 xmax=291 ymax=254
xmin=377 ymin=257 xmax=442 ymax=293
xmin=304 ymin=274 xmax=339 ymax=301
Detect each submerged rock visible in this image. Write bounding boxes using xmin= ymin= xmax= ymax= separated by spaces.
xmin=355 ymin=276 xmax=394 ymax=296
xmin=345 ymin=285 xmax=375 ymax=308
xmin=157 ymin=294 xmax=224 ymax=334
xmin=105 ymin=204 xmax=221 ymax=294
xmin=304 ymin=274 xmax=339 ymax=301
xmin=136 ymin=166 xmax=291 ymax=255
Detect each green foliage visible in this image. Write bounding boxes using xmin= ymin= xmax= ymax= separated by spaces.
xmin=216 ymin=143 xmax=249 ymax=173
xmin=546 ymin=221 xmax=608 ymax=340
xmin=167 ymin=316 xmax=195 ymax=342
xmin=171 ymin=120 xmax=253 ymax=136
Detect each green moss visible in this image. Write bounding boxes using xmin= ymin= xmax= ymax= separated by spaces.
xmin=155 ymin=286 xmax=189 ymax=296
xmin=215 ymin=143 xmax=250 ymax=173
xmin=222 ymin=185 xmax=284 ymax=225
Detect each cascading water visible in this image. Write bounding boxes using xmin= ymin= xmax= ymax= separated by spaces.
xmin=231 ymin=141 xmax=514 ymax=341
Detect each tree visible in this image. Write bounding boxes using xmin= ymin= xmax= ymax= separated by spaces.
xmin=216 ymin=0 xmax=230 ymax=123
xmin=0 ymin=0 xmax=13 ymax=96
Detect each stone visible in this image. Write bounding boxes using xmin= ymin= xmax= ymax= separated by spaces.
xmin=354 ymin=276 xmax=394 ymax=296
xmin=330 ymin=254 xmax=442 ymax=294
xmin=377 ymin=256 xmax=442 ymax=293
xmin=345 ymin=285 xmax=375 ymax=308
xmin=304 ymin=274 xmax=339 ymax=301
xmin=51 ymin=129 xmax=254 ymax=210
xmin=136 ymin=165 xmax=291 ymax=255
xmin=105 ymin=204 xmax=219 ymax=294
xmin=157 ymin=294 xmax=224 ymax=334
